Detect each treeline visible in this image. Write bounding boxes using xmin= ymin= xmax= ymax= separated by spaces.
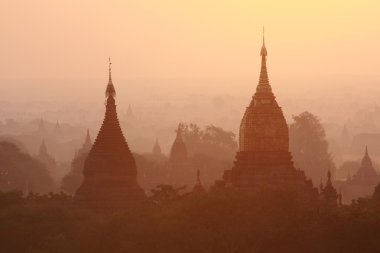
xmin=1 ymin=188 xmax=380 ymax=253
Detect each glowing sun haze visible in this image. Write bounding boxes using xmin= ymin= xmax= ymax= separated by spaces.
xmin=1 ymin=0 xmax=380 ymax=101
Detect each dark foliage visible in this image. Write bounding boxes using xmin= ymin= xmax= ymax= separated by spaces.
xmin=181 ymin=123 xmax=238 ymax=161
xmin=0 ymin=141 xmax=55 ymax=193
xmin=1 ymin=189 xmax=380 ymax=253
xmin=289 ymin=112 xmax=336 ymax=185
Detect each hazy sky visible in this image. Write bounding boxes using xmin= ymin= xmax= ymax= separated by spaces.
xmin=1 ymin=0 xmax=380 ymax=101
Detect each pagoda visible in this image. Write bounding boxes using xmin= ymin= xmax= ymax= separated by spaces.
xmin=152 ymin=139 xmax=162 ymax=156
xmin=75 ymin=59 xmax=146 ymax=210
xmin=165 ymin=123 xmax=192 ymax=186
xmin=61 ymin=129 xmax=93 ymax=195
xmin=215 ymin=33 xmax=317 ymax=198
xmin=78 ymin=128 xmax=92 ymax=156
xmin=339 ymin=146 xmax=379 ymax=203
xmin=192 ymin=169 xmax=206 ymax=194
xmin=319 ymin=170 xmax=340 ymax=208
xmin=37 ymin=139 xmax=57 ymax=172
xmin=168 ymin=124 xmax=188 ymax=167
xmin=351 ymin=146 xmax=378 ymax=184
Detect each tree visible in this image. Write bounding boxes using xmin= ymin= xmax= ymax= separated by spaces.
xmin=181 ymin=123 xmax=237 ymax=161
xmin=0 ymin=141 xmax=55 ymax=193
xmin=289 ymin=112 xmax=336 ymax=185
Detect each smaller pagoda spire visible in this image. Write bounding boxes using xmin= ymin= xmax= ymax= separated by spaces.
xmin=361 ymin=145 xmax=373 ymax=168
xmin=193 ymin=169 xmax=205 ymax=193
xmin=83 ymin=128 xmax=92 ymax=150
xmin=352 ymin=145 xmax=378 ymax=183
xmin=169 ymin=123 xmax=188 ymax=166
xmin=320 ymin=170 xmax=338 ymax=207
xmin=105 ymin=57 xmax=116 ymax=98
xmin=152 ymin=139 xmax=162 ymax=155
xmin=39 ymin=139 xmax=48 ymax=157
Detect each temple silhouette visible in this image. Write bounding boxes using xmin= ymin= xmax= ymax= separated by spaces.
xmin=152 ymin=139 xmax=162 ymax=156
xmin=168 ymin=124 xmax=188 ymax=167
xmin=337 ymin=146 xmax=379 ymax=203
xmin=74 ymin=59 xmax=146 ymax=210
xmin=36 ymin=139 xmax=57 ymax=174
xmin=213 ymin=34 xmax=320 ymax=200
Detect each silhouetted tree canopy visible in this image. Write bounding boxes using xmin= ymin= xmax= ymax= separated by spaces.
xmin=0 ymin=141 xmax=54 ymax=193
xmin=181 ymin=123 xmax=237 ymax=161
xmin=289 ymin=112 xmax=336 ymax=185
xmin=1 ymin=189 xmax=380 ymax=253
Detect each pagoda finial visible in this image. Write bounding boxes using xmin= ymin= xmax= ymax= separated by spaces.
xmin=262 ymin=26 xmax=265 ymax=45
xmin=365 ymin=145 xmax=369 ymax=156
xmin=105 ymin=57 xmax=116 ymax=98
xmin=108 ymin=56 xmax=112 ymax=80
xmin=197 ymin=169 xmax=200 ymax=182
xmin=260 ymin=26 xmax=267 ymax=57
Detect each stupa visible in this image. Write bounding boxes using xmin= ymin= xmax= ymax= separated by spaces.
xmin=215 ymin=32 xmax=317 ymax=199
xmin=75 ymin=58 xmax=146 ymax=210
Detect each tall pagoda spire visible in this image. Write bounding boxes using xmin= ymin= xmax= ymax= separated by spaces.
xmin=75 ymin=60 xmax=146 ymax=211
xmin=239 ymin=31 xmax=286 ymax=152
xmin=256 ymin=27 xmax=272 ymax=95
xmin=215 ymin=31 xmax=318 ymax=201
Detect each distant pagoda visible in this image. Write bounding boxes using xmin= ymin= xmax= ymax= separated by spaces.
xmin=319 ymin=170 xmax=340 ymax=208
xmin=78 ymin=128 xmax=92 ymax=156
xmin=352 ymin=146 xmax=378 ymax=184
xmin=215 ymin=33 xmax=317 ymax=198
xmin=168 ymin=124 xmax=188 ymax=167
xmin=61 ymin=129 xmax=93 ymax=195
xmin=75 ymin=59 xmax=146 ymax=210
xmin=192 ymin=169 xmax=206 ymax=194
xmin=152 ymin=139 xmax=162 ymax=156
xmin=339 ymin=146 xmax=379 ymax=203
xmin=37 ymin=139 xmax=57 ymax=171
xmin=165 ymin=123 xmax=191 ymax=186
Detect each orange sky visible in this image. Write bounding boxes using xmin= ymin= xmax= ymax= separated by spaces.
xmin=1 ymin=1 xmax=380 ymax=100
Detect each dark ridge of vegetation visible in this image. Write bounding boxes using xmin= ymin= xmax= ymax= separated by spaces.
xmin=1 ymin=189 xmax=380 ymax=253
xmin=0 ymin=141 xmax=55 ymax=193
